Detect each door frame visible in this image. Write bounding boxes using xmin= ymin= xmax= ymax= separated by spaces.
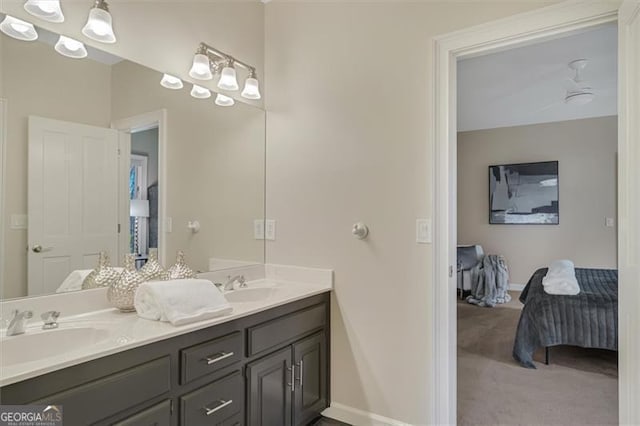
xmin=430 ymin=1 xmax=638 ymax=424
xmin=111 ymin=109 xmax=167 ymax=266
xmin=0 ymin=98 xmax=6 ymax=291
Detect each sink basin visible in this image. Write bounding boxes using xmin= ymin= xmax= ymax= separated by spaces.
xmin=224 ymin=287 xmax=277 ymax=303
xmin=1 ymin=326 xmax=110 ymax=366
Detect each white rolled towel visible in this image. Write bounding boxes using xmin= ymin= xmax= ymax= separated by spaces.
xmin=134 ymin=279 xmax=233 ymax=326
xmin=543 ymin=260 xmax=580 ymax=295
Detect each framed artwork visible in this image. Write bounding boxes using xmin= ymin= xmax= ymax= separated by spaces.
xmin=489 ymin=161 xmax=559 ymax=224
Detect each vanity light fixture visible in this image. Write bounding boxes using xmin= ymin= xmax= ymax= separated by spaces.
xmin=189 ymin=42 xmax=261 ymax=102
xmin=160 ymin=73 xmax=183 ymax=90
xmin=82 ymin=0 xmax=116 ymax=44
xmin=241 ymin=69 xmax=261 ymax=100
xmin=189 ymin=46 xmax=213 ymax=80
xmin=190 ymin=84 xmax=211 ymax=99
xmin=54 ymin=35 xmax=88 ymax=59
xmin=217 ymin=60 xmax=239 ymax=91
xmin=0 ymin=15 xmax=38 ymax=41
xmin=215 ymin=93 xmax=235 ymax=107
xmin=24 ymin=0 xmax=64 ymax=23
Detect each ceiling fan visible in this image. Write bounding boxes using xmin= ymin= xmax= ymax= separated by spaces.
xmin=564 ymin=59 xmax=594 ymax=105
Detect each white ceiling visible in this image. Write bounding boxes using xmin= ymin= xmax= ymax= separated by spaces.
xmin=457 ymin=24 xmax=617 ymax=132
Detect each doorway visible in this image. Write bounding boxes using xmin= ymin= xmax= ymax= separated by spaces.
xmin=111 ymin=109 xmax=167 ymax=266
xmin=430 ymin=2 xmax=640 ymax=425
xmin=455 ymin=23 xmax=618 ymax=425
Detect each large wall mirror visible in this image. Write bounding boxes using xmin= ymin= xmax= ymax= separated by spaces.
xmin=0 ymin=19 xmax=266 ymax=300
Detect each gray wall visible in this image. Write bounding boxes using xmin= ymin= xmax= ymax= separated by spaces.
xmin=132 ymin=128 xmax=159 ymax=186
xmin=457 ymin=116 xmax=618 ymax=285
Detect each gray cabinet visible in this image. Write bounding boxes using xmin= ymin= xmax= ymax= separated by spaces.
xmin=247 ymin=332 xmax=327 ymax=426
xmin=113 ymin=400 xmax=172 ymax=426
xmin=0 ymin=293 xmax=329 ymax=426
xmin=293 ymin=332 xmax=326 ymax=426
xmin=247 ymin=347 xmax=293 ymax=426
xmin=180 ymin=370 xmax=243 ymax=425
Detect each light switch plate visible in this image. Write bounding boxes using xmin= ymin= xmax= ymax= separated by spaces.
xmin=605 ymin=217 xmax=615 ymax=227
xmin=416 ymin=218 xmax=432 ymax=244
xmin=10 ymin=214 xmax=27 ymax=230
xmin=254 ymin=219 xmax=265 ymax=240
xmin=265 ymin=219 xmax=276 ymax=241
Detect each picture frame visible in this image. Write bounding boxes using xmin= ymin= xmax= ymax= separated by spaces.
xmin=489 ymin=160 xmax=559 ymax=225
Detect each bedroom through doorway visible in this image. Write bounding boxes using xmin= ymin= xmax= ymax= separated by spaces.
xmin=455 ymin=23 xmax=619 ymax=426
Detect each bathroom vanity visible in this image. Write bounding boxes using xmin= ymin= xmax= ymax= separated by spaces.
xmin=0 ymin=286 xmax=330 ymax=426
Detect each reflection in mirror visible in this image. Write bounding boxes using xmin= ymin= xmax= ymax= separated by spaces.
xmin=0 ymin=21 xmax=266 ymax=300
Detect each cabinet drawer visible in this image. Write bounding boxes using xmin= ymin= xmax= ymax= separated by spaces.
xmin=180 ymin=371 xmax=243 ymax=425
xmin=248 ymin=304 xmax=326 ymax=357
xmin=112 ymin=399 xmax=171 ymax=426
xmin=181 ymin=331 xmax=242 ymax=384
xmin=33 ymin=356 xmax=170 ymax=425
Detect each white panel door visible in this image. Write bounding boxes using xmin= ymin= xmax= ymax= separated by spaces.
xmin=618 ymin=2 xmax=640 ymax=424
xmin=28 ymin=116 xmax=119 ymax=295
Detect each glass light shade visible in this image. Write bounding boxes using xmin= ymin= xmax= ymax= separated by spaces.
xmin=215 ymin=93 xmax=235 ymax=107
xmin=82 ymin=6 xmax=116 ymax=44
xmin=0 ymin=15 xmax=38 ymax=41
xmin=160 ymin=74 xmax=183 ymax=90
xmin=189 ymin=53 xmax=213 ymax=80
xmin=24 ymin=0 xmax=64 ymax=23
xmin=217 ymin=66 xmax=239 ymax=91
xmin=54 ymin=35 xmax=88 ymax=59
xmin=241 ymin=77 xmax=261 ymax=100
xmin=190 ymin=84 xmax=211 ymax=99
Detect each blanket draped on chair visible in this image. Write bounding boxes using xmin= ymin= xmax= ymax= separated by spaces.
xmin=466 ymin=255 xmax=511 ymax=307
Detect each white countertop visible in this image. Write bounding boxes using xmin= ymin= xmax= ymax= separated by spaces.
xmin=0 ymin=278 xmax=331 ymax=387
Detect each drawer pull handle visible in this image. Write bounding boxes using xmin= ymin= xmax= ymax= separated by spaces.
xmin=204 ymin=399 xmax=233 ymax=416
xmin=204 ymin=351 xmax=234 ymax=365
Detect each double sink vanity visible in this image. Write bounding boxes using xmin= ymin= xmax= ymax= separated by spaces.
xmin=0 ymin=5 xmax=335 ymax=425
xmin=0 ymin=267 xmax=333 ymax=425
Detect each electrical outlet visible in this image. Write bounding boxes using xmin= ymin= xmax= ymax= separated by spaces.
xmin=265 ymin=219 xmax=276 ymax=241
xmin=416 ymin=218 xmax=432 ymax=244
xmin=254 ymin=219 xmax=265 ymax=240
xmin=165 ymin=217 xmax=173 ymax=233
xmin=605 ymin=217 xmax=615 ymax=228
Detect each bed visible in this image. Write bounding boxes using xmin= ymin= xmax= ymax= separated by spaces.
xmin=512 ymin=267 xmax=618 ymax=368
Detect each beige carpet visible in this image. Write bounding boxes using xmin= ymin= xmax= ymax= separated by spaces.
xmin=457 ymin=292 xmax=618 ymax=426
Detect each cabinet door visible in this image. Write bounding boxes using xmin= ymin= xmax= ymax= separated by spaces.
xmin=112 ymin=399 xmax=171 ymax=426
xmin=246 ymin=347 xmax=293 ymax=426
xmin=293 ymin=332 xmax=327 ymax=426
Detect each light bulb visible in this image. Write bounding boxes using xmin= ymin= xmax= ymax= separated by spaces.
xmin=241 ymin=76 xmax=261 ymax=100
xmin=82 ymin=0 xmax=116 ymax=44
xmin=0 ymin=15 xmax=38 ymax=41
xmin=160 ymin=74 xmax=183 ymax=90
xmin=189 ymin=53 xmax=213 ymax=80
xmin=190 ymin=84 xmax=211 ymax=99
xmin=24 ymin=0 xmax=65 ymax=23
xmin=54 ymin=35 xmax=88 ymax=59
xmin=215 ymin=93 xmax=235 ymax=107
xmin=217 ymin=64 xmax=239 ymax=91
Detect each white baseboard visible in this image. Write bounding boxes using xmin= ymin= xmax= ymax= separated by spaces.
xmin=509 ymin=283 xmax=525 ymax=291
xmin=322 ymin=402 xmax=411 ymax=426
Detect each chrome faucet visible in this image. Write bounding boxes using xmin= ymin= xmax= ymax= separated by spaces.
xmin=223 ymin=274 xmax=247 ymax=291
xmin=6 ymin=310 xmax=33 ymax=336
xmin=41 ymin=311 xmax=60 ymax=330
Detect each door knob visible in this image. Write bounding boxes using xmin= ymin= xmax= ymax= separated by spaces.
xmin=32 ymin=244 xmax=53 ymax=253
